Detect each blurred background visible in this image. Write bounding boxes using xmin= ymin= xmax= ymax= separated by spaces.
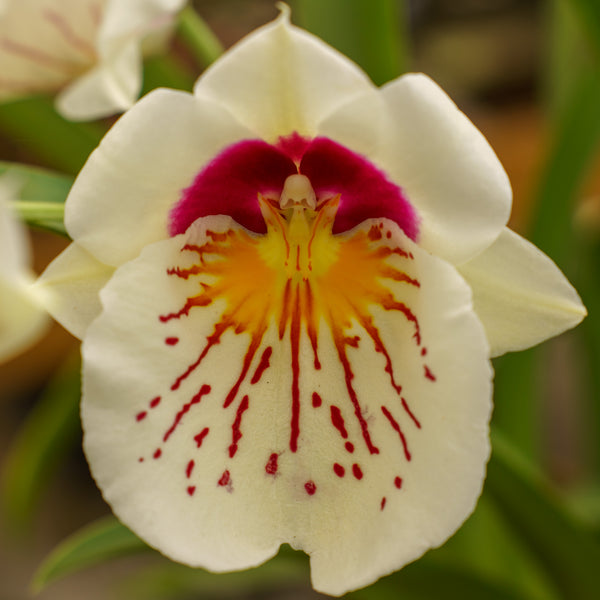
xmin=1 ymin=0 xmax=599 ymax=598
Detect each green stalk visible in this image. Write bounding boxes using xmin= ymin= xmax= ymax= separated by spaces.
xmin=176 ymin=5 xmax=224 ymax=68
xmin=294 ymin=0 xmax=409 ymax=83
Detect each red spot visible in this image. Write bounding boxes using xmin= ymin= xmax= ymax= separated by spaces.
xmin=304 ymin=481 xmax=317 ymax=495
xmin=368 ymin=225 xmax=383 ymax=241
xmin=289 ymin=285 xmax=301 ymax=453
xmin=153 ymin=448 xmax=162 ymax=459
xmin=401 ymin=397 xmax=421 ymax=429
xmin=381 ymin=406 xmax=412 ymax=461
xmin=218 ymin=470 xmax=231 ymax=486
xmin=265 ymin=453 xmax=279 ymax=475
xmin=150 ymin=396 xmax=161 ymax=408
xmin=395 ymin=476 xmax=403 ymax=489
xmin=424 ymin=366 xmax=436 ymax=381
xmin=165 ymin=337 xmax=179 ymax=346
xmin=194 ymin=427 xmax=209 ymax=448
xmin=345 ymin=441 xmax=355 ymax=453
xmin=381 ymin=497 xmax=387 ymax=510
xmin=333 ymin=463 xmax=345 ymax=477
xmin=136 ymin=411 xmax=147 ymax=422
xmin=163 ymin=384 xmax=211 ymax=443
xmin=186 ymin=460 xmax=195 ymax=478
xmin=421 ymin=347 xmax=427 ymax=357
xmin=229 ymin=395 xmax=250 ymax=458
xmin=251 ymin=346 xmax=272 ymax=384
xmin=330 ymin=405 xmax=349 ymax=439
xmin=312 ymin=392 xmax=322 ymax=408
xmin=138 ymin=457 xmax=144 ymax=463
xmin=386 ymin=231 xmax=392 ymax=239
xmin=345 ymin=335 xmax=361 ymax=348
xmin=187 ymin=486 xmax=196 ymax=496
xmin=352 ymin=463 xmax=363 ymax=480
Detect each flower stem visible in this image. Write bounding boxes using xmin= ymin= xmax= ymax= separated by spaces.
xmin=11 ymin=200 xmax=65 ymax=222
xmin=177 ymin=5 xmax=224 ymax=68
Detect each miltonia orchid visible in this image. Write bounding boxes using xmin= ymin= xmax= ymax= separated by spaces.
xmin=0 ymin=0 xmax=185 ymax=121
xmin=37 ymin=9 xmax=586 ymax=596
xmin=0 ymin=176 xmax=48 ymax=362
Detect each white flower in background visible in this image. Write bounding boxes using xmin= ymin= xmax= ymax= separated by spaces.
xmin=0 ymin=176 xmax=48 ymax=362
xmin=37 ymin=10 xmax=586 ymax=597
xmin=0 ymin=0 xmax=186 ymax=121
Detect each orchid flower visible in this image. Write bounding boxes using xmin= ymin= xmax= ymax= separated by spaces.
xmin=37 ymin=10 xmax=586 ymax=596
xmin=0 ymin=176 xmax=48 ymax=362
xmin=0 ymin=0 xmax=185 ymax=121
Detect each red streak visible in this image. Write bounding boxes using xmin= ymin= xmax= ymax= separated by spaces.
xmin=304 ymin=282 xmax=321 ymax=369
xmin=358 ymin=314 xmax=402 ymax=394
xmin=279 ymin=280 xmax=292 ymax=339
xmin=218 ymin=470 xmax=231 ymax=486
xmin=251 ymin=346 xmax=272 ymax=384
xmin=330 ymin=405 xmax=348 ymax=438
xmin=163 ymin=384 xmax=211 ymax=442
xmin=352 ymin=463 xmax=364 ymax=480
xmin=424 ymin=366 xmax=436 ymax=381
xmin=401 ymin=397 xmax=421 ymax=429
xmin=194 ymin=427 xmax=209 ymax=447
xmin=171 ymin=322 xmax=227 ymax=390
xmin=381 ymin=497 xmax=387 ymax=510
xmin=289 ymin=285 xmax=301 ymax=453
xmin=304 ymin=481 xmax=317 ymax=495
xmin=165 ymin=337 xmax=179 ymax=346
xmin=136 ymin=411 xmax=147 ymax=422
xmin=229 ymin=395 xmax=250 ymax=458
xmin=381 ymin=405 xmax=412 ymax=461
xmin=265 ymin=453 xmax=279 ymax=475
xmin=186 ymin=460 xmax=195 ymax=478
xmin=394 ymin=476 xmax=403 ymax=489
xmin=421 ymin=347 xmax=427 ymax=356
xmin=332 ymin=330 xmax=379 ymax=455
xmin=187 ymin=486 xmax=196 ymax=496
xmin=153 ymin=449 xmax=162 ymax=459
xmin=224 ymin=328 xmax=265 ymax=408
xmin=382 ymin=298 xmax=421 ymax=345
xmin=150 ymin=396 xmax=161 ymax=408
xmin=312 ymin=392 xmax=322 ymax=408
xmin=345 ymin=441 xmax=355 ymax=453
xmin=333 ymin=463 xmax=345 ymax=477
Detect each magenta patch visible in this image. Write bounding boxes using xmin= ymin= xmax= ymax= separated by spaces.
xmin=169 ymin=134 xmax=418 ymax=240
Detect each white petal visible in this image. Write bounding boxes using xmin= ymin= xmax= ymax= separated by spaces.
xmin=194 ymin=8 xmax=374 ymax=141
xmin=56 ymin=43 xmax=140 ymax=121
xmin=320 ymin=74 xmax=512 ymax=265
xmin=0 ymin=0 xmax=98 ymax=101
xmin=0 ymin=183 xmax=48 ymax=361
xmin=458 ymin=227 xmax=586 ymax=357
xmin=0 ymin=175 xmax=28 ymax=277
xmin=65 ymin=88 xmax=253 ymax=267
xmin=82 ymin=213 xmax=491 ymax=596
xmin=0 ymin=274 xmax=49 ymax=362
xmin=36 ymin=242 xmax=114 ymax=340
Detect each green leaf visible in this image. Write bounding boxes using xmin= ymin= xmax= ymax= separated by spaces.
xmin=486 ymin=428 xmax=600 ymax=600
xmin=0 ymin=96 xmax=104 ymax=175
xmin=1 ymin=355 xmax=81 ymax=530
xmin=117 ymin=550 xmax=308 ymax=600
xmin=0 ymin=161 xmax=72 ymax=235
xmin=294 ymin=0 xmax=409 ymax=84
xmin=33 ymin=516 xmax=149 ymax=592
xmin=565 ymin=0 xmax=600 ymax=58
